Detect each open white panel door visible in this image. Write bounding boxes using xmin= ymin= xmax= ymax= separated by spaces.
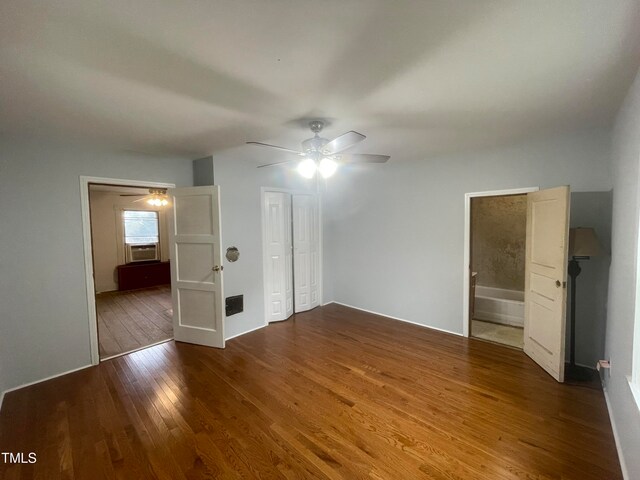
xmin=167 ymin=186 xmax=224 ymax=348
xmin=524 ymin=186 xmax=570 ymax=382
xmin=293 ymin=194 xmax=320 ymax=313
xmin=263 ymin=192 xmax=293 ymax=322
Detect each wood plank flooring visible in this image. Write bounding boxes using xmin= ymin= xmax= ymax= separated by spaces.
xmin=0 ymin=304 xmax=622 ymax=479
xmin=96 ymin=285 xmax=173 ymax=359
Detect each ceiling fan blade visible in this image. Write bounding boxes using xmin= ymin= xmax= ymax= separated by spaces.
xmin=322 ymin=131 xmax=366 ymax=155
xmin=337 ymin=153 xmax=390 ymax=163
xmin=257 ymin=159 xmax=299 ymax=168
xmin=247 ymin=142 xmax=303 ymax=156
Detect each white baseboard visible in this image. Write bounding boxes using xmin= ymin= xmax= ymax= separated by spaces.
xmin=329 ymin=301 xmax=463 ymax=337
xmin=225 ymin=323 xmax=268 ymax=341
xmin=602 ymin=386 xmax=629 ymax=480
xmin=0 ymin=363 xmax=93 ymax=414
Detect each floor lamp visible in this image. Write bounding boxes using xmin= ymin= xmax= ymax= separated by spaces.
xmin=566 ymin=227 xmax=601 ymax=381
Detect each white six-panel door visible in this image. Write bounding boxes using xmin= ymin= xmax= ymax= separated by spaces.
xmin=167 ymin=186 xmax=225 ymax=348
xmin=263 ymin=191 xmax=294 ymax=322
xmin=524 ymin=186 xmax=570 ymax=382
xmin=293 ymin=194 xmax=320 ymax=313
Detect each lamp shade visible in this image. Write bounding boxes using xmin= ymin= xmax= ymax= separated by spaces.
xmin=569 ymin=227 xmax=601 ymax=257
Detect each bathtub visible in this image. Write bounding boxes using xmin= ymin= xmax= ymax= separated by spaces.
xmin=474 ymin=286 xmax=524 ymax=327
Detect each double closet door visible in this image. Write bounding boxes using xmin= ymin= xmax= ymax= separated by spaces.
xmin=263 ymin=191 xmax=320 ymax=323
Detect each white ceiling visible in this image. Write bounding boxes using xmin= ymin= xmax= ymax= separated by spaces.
xmin=1 ymin=0 xmax=639 ymax=161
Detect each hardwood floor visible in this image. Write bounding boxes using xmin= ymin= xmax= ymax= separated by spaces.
xmin=0 ymin=304 xmax=621 ymax=479
xmin=96 ymin=285 xmax=173 ymax=359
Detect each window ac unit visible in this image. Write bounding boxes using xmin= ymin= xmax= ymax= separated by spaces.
xmin=126 ymin=243 xmax=159 ymax=263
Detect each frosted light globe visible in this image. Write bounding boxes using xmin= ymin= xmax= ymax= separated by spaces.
xmin=297 ymin=158 xmax=317 ymax=179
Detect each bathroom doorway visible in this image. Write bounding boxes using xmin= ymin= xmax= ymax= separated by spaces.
xmin=468 ymin=192 xmax=529 ymax=349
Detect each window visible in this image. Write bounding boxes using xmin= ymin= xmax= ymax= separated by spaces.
xmin=123 ymin=210 xmax=159 ymax=244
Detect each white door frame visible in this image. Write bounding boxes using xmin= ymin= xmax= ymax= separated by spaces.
xmin=462 ymin=187 xmax=539 ymax=337
xmin=80 ymin=176 xmax=176 ymax=365
xmin=260 ymin=187 xmax=323 ymax=326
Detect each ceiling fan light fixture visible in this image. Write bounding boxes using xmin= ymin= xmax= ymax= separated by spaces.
xmin=319 ymin=157 xmax=338 ymax=178
xmin=297 ymin=158 xmax=317 ymax=179
xmin=250 ymin=120 xmax=390 ymax=171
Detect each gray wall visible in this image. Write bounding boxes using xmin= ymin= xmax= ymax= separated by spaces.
xmin=193 ymin=156 xmax=214 ymax=186
xmin=323 ymin=128 xmax=611 ymax=335
xmin=0 ymin=137 xmax=193 ymax=398
xmin=568 ymin=192 xmax=612 ymax=369
xmin=212 ymin=151 xmax=315 ymax=340
xmin=605 ymin=67 xmax=640 ymax=478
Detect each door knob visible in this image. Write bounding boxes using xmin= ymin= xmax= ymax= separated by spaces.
xmin=212 ymin=265 xmax=223 ymax=272
xmin=555 ymin=280 xmax=561 ymax=287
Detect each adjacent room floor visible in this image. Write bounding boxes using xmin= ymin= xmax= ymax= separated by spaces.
xmin=471 ymin=319 xmax=524 ymax=349
xmin=96 ymin=285 xmax=173 ymax=359
xmin=0 ymin=304 xmax=621 ymax=479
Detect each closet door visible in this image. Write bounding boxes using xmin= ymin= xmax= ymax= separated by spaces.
xmin=263 ymin=192 xmax=293 ymax=322
xmin=293 ymin=194 xmax=320 ymax=313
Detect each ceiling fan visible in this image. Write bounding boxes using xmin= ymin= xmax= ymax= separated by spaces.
xmin=120 ymin=188 xmax=169 ymax=206
xmin=247 ymin=120 xmax=390 ymax=178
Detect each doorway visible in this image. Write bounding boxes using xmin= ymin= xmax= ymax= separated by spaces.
xmin=87 ymin=183 xmax=174 ymax=360
xmin=469 ymin=193 xmax=527 ymax=349
xmin=463 ymin=186 xmax=572 ymax=382
xmin=262 ymin=189 xmax=321 ymax=323
xmin=80 ymin=177 xmax=173 ymax=365
xmin=463 ymin=188 xmax=539 ymax=343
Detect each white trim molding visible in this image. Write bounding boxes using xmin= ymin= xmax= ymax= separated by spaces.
xmin=1 ymin=364 xmax=93 ymax=413
xmin=330 ymin=301 xmax=463 ymax=337
xmin=629 ymin=376 xmax=640 ymax=412
xmin=225 ymin=323 xmax=268 ymax=341
xmin=603 ymin=387 xmax=630 ymax=480
xmin=79 ymin=176 xmax=175 ymax=365
xmin=462 ymin=187 xmax=539 ymax=337
xmin=631 ymin=228 xmax=640 ymax=410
